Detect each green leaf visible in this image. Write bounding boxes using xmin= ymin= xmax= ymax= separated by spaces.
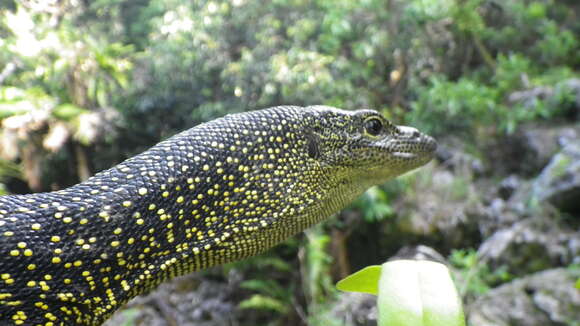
xmin=118 ymin=308 xmax=140 ymax=326
xmin=240 ymin=279 xmax=287 ymax=300
xmin=377 ymin=260 xmax=465 ymax=326
xmin=0 ymin=100 xmax=32 ymax=118
xmin=52 ymin=104 xmax=88 ymax=121
xmin=0 ymin=87 xmax=26 ymax=101
xmin=0 ymin=159 xmax=22 ymax=179
xmin=336 ymin=265 xmax=382 ymax=295
xmin=238 ymin=294 xmax=289 ymax=314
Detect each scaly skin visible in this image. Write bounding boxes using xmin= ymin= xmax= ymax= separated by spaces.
xmin=0 ymin=105 xmax=436 ymax=325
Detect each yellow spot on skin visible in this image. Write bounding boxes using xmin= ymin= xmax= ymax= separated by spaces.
xmin=31 ymin=223 xmax=41 ymax=230
xmin=51 ymin=236 xmax=60 ymax=242
xmin=122 ymin=201 xmax=132 ymax=207
xmin=138 ymin=188 xmax=148 ymax=195
xmin=111 ymin=241 xmax=120 ymax=247
xmin=10 ymin=250 xmax=19 ymax=256
xmin=203 ymin=164 xmax=210 ymax=171
xmin=27 ymin=264 xmax=36 ymax=270
xmin=39 ymin=282 xmax=50 ymax=292
xmin=17 ymin=242 xmax=26 ymax=248
xmin=51 ymin=257 xmax=61 ymax=264
xmin=62 ymin=217 xmax=72 ymax=223
xmin=23 ymin=249 xmax=33 ymax=256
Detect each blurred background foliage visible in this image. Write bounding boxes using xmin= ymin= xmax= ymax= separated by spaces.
xmin=0 ymin=0 xmax=579 ymax=325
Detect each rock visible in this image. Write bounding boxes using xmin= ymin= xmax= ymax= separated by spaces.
xmin=390 ymin=245 xmax=447 ymax=264
xmin=392 ymin=166 xmax=484 ymax=251
xmin=347 ymin=156 xmax=487 ymax=268
xmin=467 ymin=268 xmax=580 ymax=326
xmin=331 ymin=292 xmax=377 ymax=326
xmin=508 ymin=78 xmax=580 ymax=120
xmin=523 ymin=125 xmax=579 ymax=175
xmin=104 ymin=271 xmax=239 ymax=326
xmin=487 ymin=123 xmax=580 ymax=177
xmin=478 ymin=216 xmax=580 ymax=277
xmin=479 ymin=197 xmax=522 ymax=238
xmin=436 ymin=139 xmax=487 ymax=176
xmin=497 ymin=175 xmax=521 ymax=200
xmin=533 ymin=139 xmax=580 ymax=214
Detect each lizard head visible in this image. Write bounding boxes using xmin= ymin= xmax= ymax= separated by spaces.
xmin=303 ymin=105 xmax=437 ymax=186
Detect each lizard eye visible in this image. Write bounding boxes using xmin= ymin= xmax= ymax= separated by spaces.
xmin=364 ymin=117 xmax=383 ymax=136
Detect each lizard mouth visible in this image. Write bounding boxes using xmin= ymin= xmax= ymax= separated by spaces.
xmin=389 ymin=134 xmax=437 ymax=160
xmin=392 ymin=151 xmax=419 ymax=159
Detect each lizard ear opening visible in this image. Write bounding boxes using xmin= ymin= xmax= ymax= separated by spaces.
xmin=305 ymin=131 xmax=321 ymax=159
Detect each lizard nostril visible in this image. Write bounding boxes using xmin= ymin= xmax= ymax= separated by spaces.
xmin=412 ymin=131 xmax=420 ymax=138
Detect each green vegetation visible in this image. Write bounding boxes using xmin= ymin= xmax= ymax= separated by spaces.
xmin=337 ymin=260 xmax=466 ymax=326
xmin=449 ymin=249 xmax=513 ymax=300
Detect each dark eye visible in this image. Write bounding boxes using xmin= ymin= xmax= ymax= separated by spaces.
xmin=364 ymin=118 xmax=383 ymax=136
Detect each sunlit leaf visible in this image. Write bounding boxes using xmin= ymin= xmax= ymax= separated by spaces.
xmin=0 ymin=87 xmax=26 ymax=101
xmin=336 ymin=265 xmax=382 ymax=295
xmin=378 ymin=260 xmax=465 ymax=326
xmin=52 ymin=104 xmax=88 ymax=121
xmin=238 ymin=294 xmax=289 ymax=314
xmin=240 ymin=279 xmax=288 ymax=299
xmin=0 ymin=101 xmax=32 ymax=118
